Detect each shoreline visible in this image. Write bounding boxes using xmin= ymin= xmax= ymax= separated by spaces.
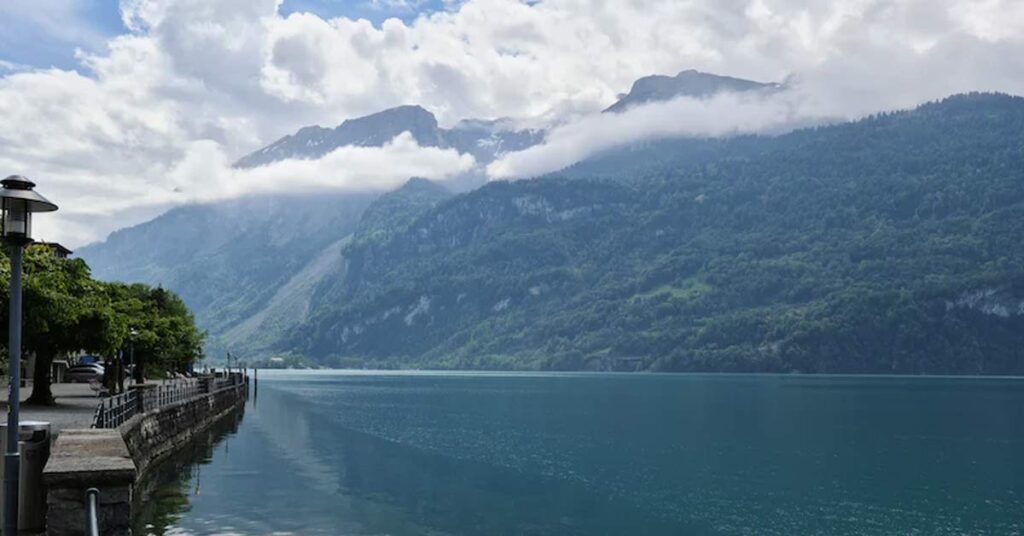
xmin=246 ymin=368 xmax=1024 ymax=380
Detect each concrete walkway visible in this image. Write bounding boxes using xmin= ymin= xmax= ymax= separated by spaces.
xmin=0 ymin=382 xmax=101 ymax=434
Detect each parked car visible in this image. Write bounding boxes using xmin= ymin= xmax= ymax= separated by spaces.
xmin=76 ymin=355 xmax=100 ymax=365
xmin=66 ymin=363 xmax=105 ymax=383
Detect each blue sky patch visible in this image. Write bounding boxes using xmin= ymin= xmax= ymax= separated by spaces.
xmin=281 ymin=0 xmax=456 ymax=25
xmin=0 ymin=0 xmax=455 ymax=72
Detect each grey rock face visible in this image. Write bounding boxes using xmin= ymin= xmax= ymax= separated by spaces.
xmin=604 ymin=69 xmax=782 ymax=113
xmin=234 ymin=105 xmax=543 ymax=168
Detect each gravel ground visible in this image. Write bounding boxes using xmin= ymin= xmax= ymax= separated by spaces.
xmin=0 ymin=382 xmax=103 ymax=434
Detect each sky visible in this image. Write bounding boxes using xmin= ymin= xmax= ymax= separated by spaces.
xmin=0 ymin=1 xmax=455 ymax=70
xmin=1 ymin=0 xmax=1023 ymax=247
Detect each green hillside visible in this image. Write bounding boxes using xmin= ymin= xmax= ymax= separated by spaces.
xmin=290 ymin=93 xmax=1024 ymax=373
xmin=77 ymin=193 xmax=378 ymax=358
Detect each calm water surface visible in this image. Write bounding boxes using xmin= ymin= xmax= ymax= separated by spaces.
xmin=136 ymin=371 xmax=1024 ymax=535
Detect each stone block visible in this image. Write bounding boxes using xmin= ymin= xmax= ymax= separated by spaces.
xmin=44 ymin=429 xmax=136 ymax=536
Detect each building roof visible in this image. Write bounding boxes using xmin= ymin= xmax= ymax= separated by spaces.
xmin=33 ymin=241 xmax=73 ymax=257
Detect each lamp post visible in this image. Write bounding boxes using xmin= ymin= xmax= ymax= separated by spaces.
xmin=1 ymin=176 xmax=57 ymax=535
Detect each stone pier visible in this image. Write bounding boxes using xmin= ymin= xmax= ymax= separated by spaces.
xmin=42 ymin=430 xmax=135 ymax=536
xmin=41 ymin=376 xmax=247 ymax=535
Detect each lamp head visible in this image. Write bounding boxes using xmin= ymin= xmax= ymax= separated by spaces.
xmin=0 ymin=175 xmax=58 ymax=245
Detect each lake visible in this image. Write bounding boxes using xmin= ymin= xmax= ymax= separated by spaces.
xmin=135 ymin=371 xmax=1024 ymax=535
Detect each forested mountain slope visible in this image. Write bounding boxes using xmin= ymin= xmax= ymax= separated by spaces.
xmin=77 ymin=179 xmax=452 ymax=358
xmin=77 ymin=193 xmax=377 ymax=355
xmin=75 ymin=68 xmax=781 ymax=359
xmin=289 ymin=93 xmax=1024 ymax=373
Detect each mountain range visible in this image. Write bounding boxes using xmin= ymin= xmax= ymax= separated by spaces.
xmin=80 ymin=69 xmax=772 ymax=359
xmin=232 ymin=70 xmax=769 ymax=170
xmin=77 ymin=71 xmax=1024 ymax=373
xmin=234 ymin=105 xmax=544 ymax=169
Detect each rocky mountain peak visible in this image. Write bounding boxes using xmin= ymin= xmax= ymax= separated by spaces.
xmin=604 ymin=70 xmax=782 ymax=113
xmin=234 ymin=70 xmax=776 ymax=170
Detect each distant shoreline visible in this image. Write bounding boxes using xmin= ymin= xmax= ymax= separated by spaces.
xmin=243 ymin=368 xmax=1024 ymax=380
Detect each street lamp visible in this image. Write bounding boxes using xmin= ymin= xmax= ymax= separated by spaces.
xmin=1 ymin=175 xmax=57 ymax=535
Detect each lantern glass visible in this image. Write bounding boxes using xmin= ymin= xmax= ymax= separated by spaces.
xmin=3 ymin=199 xmax=31 ymax=240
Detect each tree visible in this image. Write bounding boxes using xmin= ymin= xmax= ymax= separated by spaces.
xmin=106 ymin=282 xmax=206 ymax=378
xmin=0 ymin=246 xmax=205 ymax=405
xmin=0 ymin=245 xmax=123 ymax=405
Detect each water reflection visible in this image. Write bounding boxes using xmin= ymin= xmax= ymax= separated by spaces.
xmin=135 ymin=380 xmax=706 ymax=535
xmin=132 ymin=409 xmax=245 ymax=535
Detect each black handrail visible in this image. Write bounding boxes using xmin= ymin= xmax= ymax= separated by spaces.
xmin=91 ymin=373 xmax=246 ymax=429
xmin=85 ymin=488 xmax=100 ymax=536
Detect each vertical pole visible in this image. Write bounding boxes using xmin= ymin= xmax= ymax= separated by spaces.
xmin=85 ymin=488 xmax=100 ymax=536
xmin=138 ymin=348 xmax=144 ymax=386
xmin=4 ymin=244 xmax=23 ymax=535
xmin=131 ymin=341 xmax=140 ymax=385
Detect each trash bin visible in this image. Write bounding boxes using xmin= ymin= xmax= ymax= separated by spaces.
xmin=0 ymin=420 xmax=52 ymax=532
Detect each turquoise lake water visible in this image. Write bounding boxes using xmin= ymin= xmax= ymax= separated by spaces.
xmin=135 ymin=371 xmax=1024 ymax=535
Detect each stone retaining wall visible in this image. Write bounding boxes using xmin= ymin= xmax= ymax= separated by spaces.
xmin=121 ymin=382 xmax=246 ymax=476
xmin=43 ymin=379 xmax=247 ymax=536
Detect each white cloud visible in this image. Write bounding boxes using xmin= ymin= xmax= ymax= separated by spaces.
xmin=489 ymin=0 xmax=1024 ymax=179
xmin=488 ymin=92 xmax=813 ymax=179
xmin=11 ymin=127 xmax=473 ymax=247
xmin=1 ymin=0 xmax=1023 ymax=247
xmin=166 ymin=132 xmax=474 ymax=203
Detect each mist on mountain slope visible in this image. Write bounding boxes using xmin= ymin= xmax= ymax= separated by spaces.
xmin=166 ymin=132 xmax=474 ymax=203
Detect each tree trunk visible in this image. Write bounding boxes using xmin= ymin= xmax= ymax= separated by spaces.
xmin=116 ymin=358 xmax=124 ymax=394
xmin=25 ymin=349 xmax=56 ymax=406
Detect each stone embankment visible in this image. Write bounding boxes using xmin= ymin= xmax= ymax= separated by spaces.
xmin=42 ymin=373 xmax=248 ymax=536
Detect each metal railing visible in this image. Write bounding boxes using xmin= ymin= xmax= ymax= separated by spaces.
xmin=91 ymin=389 xmax=139 ymax=429
xmin=150 ymin=379 xmax=200 ymax=408
xmin=91 ymin=374 xmax=245 ymax=429
xmin=210 ymin=376 xmax=239 ymax=392
xmin=85 ymin=488 xmax=100 ymax=536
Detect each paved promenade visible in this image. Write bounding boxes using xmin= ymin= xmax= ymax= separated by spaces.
xmin=0 ymin=382 xmax=100 ymax=434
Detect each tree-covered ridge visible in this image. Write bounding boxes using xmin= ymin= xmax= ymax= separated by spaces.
xmin=347 ymin=177 xmax=452 ymax=252
xmin=290 ymin=93 xmax=1024 ymax=373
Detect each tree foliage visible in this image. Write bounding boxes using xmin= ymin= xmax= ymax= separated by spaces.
xmin=0 ymin=245 xmax=204 ymax=404
xmin=105 ymin=282 xmax=206 ymax=377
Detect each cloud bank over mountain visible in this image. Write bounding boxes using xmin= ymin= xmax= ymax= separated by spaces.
xmin=487 ymin=91 xmax=803 ymax=179
xmin=489 ymin=22 xmax=1024 ymax=179
xmin=2 ymin=0 xmax=1023 ymax=246
xmin=169 ymin=133 xmax=474 ymax=203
